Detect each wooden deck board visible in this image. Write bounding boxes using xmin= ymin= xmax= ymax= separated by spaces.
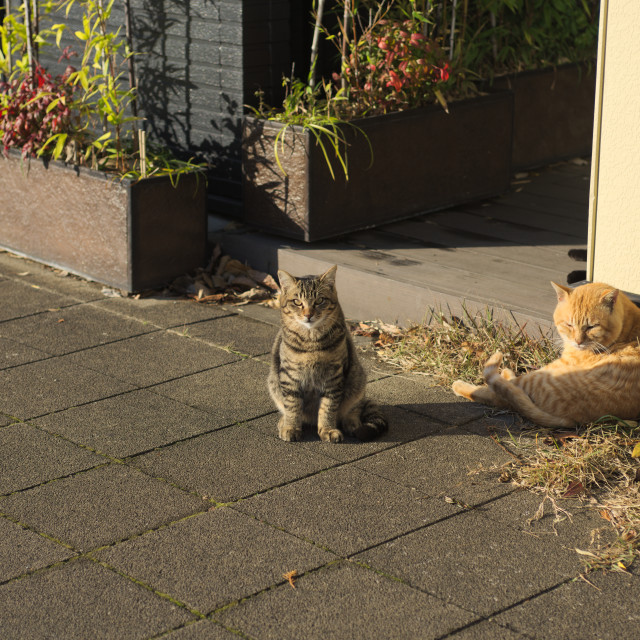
xmin=213 ymin=160 xmax=591 ymax=330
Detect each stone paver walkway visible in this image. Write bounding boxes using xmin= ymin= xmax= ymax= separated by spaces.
xmin=0 ymin=250 xmax=638 ymax=639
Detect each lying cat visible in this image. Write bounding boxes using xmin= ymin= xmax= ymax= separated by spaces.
xmin=452 ymin=281 xmax=640 ymax=427
xmin=268 ymin=265 xmax=387 ymax=442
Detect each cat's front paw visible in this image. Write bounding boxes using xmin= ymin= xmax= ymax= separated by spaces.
xmin=278 ymin=418 xmax=303 ymax=442
xmin=318 ymin=427 xmax=344 ymax=443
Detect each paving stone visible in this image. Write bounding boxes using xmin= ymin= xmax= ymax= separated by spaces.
xmin=233 ymin=303 xmax=280 ymax=326
xmin=0 ymin=356 xmax=135 ymax=420
xmin=152 ymin=357 xmax=272 ymax=423
xmin=0 ymin=278 xmax=79 ymax=322
xmin=30 ymin=390 xmax=219 ymax=458
xmin=0 ymin=558 xmax=193 ymax=639
xmin=93 ymin=507 xmax=335 ymax=614
xmin=0 ymin=251 xmax=104 ymax=301
xmin=355 ymin=509 xmax=584 ymax=617
xmin=0 ymin=336 xmax=49 ymax=369
xmin=354 ymin=432 xmax=515 ymax=505
xmin=475 ymin=490 xmax=618 ymax=552
xmin=246 ymin=406 xmax=447 ymax=463
xmin=366 ymin=374 xmax=488 ymax=425
xmin=90 ymin=296 xmax=232 ymax=328
xmin=446 ymin=619 xmax=526 ymax=639
xmin=0 ymin=516 xmax=75 ymax=582
xmin=129 ymin=423 xmax=337 ymax=502
xmin=163 ymin=620 xmax=240 ymax=639
xmin=0 ymin=423 xmax=103 ymax=494
xmin=494 ymin=566 xmax=640 ymax=639
xmin=182 ymin=314 xmax=279 ymax=356
xmin=0 ymin=463 xmax=207 ymax=552
xmin=0 ymin=304 xmax=155 ymax=355
xmin=234 ymin=465 xmax=458 ymax=556
xmin=64 ymin=332 xmax=240 ymax=387
xmin=218 ymin=561 xmax=478 ymax=639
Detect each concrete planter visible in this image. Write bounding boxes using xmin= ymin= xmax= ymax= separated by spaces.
xmin=492 ymin=62 xmax=597 ymax=170
xmin=0 ymin=152 xmax=207 ymax=292
xmin=242 ymin=91 xmax=514 ymax=242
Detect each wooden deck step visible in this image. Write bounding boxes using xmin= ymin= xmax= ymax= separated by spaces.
xmin=211 ymin=161 xmax=591 ymax=333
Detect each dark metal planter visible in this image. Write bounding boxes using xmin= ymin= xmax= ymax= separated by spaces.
xmin=0 ymin=152 xmax=207 ymax=292
xmin=242 ymin=91 xmax=514 ymax=242
xmin=492 ymin=62 xmax=596 ymax=170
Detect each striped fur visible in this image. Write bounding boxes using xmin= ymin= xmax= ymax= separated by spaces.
xmin=268 ymin=265 xmax=387 ymax=442
xmin=452 ymin=282 xmax=640 ymax=427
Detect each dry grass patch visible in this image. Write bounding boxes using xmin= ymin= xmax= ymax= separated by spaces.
xmin=357 ymin=305 xmax=559 ymax=387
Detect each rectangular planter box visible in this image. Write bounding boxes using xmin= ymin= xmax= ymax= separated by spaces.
xmin=242 ymin=91 xmax=514 ymax=242
xmin=492 ymin=62 xmax=596 ymax=170
xmin=0 ymin=152 xmax=207 ymax=292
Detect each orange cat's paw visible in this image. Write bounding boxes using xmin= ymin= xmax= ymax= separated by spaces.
xmin=452 ymin=380 xmax=476 ymax=399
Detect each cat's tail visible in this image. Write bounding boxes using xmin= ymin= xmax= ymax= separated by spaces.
xmin=354 ymin=400 xmax=388 ymax=441
xmin=483 ymin=352 xmax=575 ymax=428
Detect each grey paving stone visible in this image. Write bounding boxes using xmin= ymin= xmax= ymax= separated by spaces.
xmin=218 ymin=561 xmax=478 ymax=640
xmin=163 ymin=620 xmax=240 ymax=639
xmin=475 ymin=490 xmax=618 ymax=553
xmin=93 ymin=507 xmax=335 ymax=614
xmin=0 ymin=423 xmax=103 ymax=494
xmin=354 ymin=432 xmax=515 ymax=505
xmin=0 ymin=463 xmax=207 ymax=552
xmin=246 ymin=406 xmax=447 ymax=463
xmin=355 ymin=509 xmax=584 ymax=617
xmin=91 ymin=295 xmax=232 ymax=328
xmin=0 ymin=278 xmax=79 ymax=322
xmin=234 ymin=465 xmax=458 ymax=556
xmin=129 ymin=423 xmax=337 ymax=502
xmin=0 ymin=304 xmax=155 ymax=355
xmin=0 ymin=557 xmax=193 ymax=639
xmin=366 ymin=374 xmax=488 ymax=425
xmin=446 ymin=619 xmax=526 ymax=639
xmin=152 ymin=357 xmax=272 ymax=422
xmin=183 ymin=314 xmax=279 ymax=356
xmin=0 ymin=516 xmax=75 ymax=582
xmin=0 ymin=356 xmax=135 ymax=420
xmin=64 ymin=331 xmax=240 ymax=387
xmin=30 ymin=389 xmax=219 ymax=458
xmin=494 ymin=567 xmax=640 ymax=639
xmin=0 ymin=251 xmax=105 ymax=301
xmin=234 ymin=303 xmax=280 ymax=325
xmin=0 ymin=336 xmax=49 ymax=369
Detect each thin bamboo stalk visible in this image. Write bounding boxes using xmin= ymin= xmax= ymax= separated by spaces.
xmin=309 ymin=0 xmax=326 ymax=87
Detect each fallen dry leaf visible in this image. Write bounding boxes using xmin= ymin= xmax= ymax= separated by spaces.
xmin=283 ymin=570 xmax=297 ymax=589
xmin=562 ymin=481 xmax=586 ymax=498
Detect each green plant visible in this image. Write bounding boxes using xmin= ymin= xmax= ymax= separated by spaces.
xmin=247 ymin=74 xmax=370 ymax=181
xmin=0 ymin=0 xmax=206 ymax=181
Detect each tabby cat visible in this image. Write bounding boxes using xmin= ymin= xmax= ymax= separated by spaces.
xmin=452 ymin=281 xmax=640 ymax=427
xmin=268 ymin=265 xmax=387 ymax=442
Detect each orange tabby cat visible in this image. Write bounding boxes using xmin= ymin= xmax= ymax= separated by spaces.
xmin=452 ymin=281 xmax=640 ymax=427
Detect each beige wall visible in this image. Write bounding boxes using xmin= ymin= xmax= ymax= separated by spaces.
xmin=588 ymin=0 xmax=640 ymax=293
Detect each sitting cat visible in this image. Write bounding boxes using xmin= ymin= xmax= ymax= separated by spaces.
xmin=452 ymin=281 xmax=640 ymax=427
xmin=268 ymin=265 xmax=387 ymax=442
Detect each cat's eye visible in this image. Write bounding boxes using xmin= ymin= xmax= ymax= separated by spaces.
xmin=564 ymin=322 xmax=573 ymax=328
xmin=292 ymin=299 xmax=303 ymax=306
xmin=316 ymin=297 xmax=325 ymax=305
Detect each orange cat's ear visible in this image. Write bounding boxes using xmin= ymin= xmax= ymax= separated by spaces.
xmin=600 ymin=288 xmax=619 ymax=310
xmin=320 ymin=265 xmax=338 ymax=287
xmin=551 ymin=281 xmax=572 ymax=302
xmin=277 ymin=270 xmax=297 ymax=292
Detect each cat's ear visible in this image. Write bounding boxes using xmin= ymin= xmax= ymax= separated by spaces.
xmin=600 ymin=288 xmax=619 ymax=310
xmin=551 ymin=281 xmax=572 ymax=302
xmin=277 ymin=270 xmax=297 ymax=292
xmin=320 ymin=265 xmax=338 ymax=287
